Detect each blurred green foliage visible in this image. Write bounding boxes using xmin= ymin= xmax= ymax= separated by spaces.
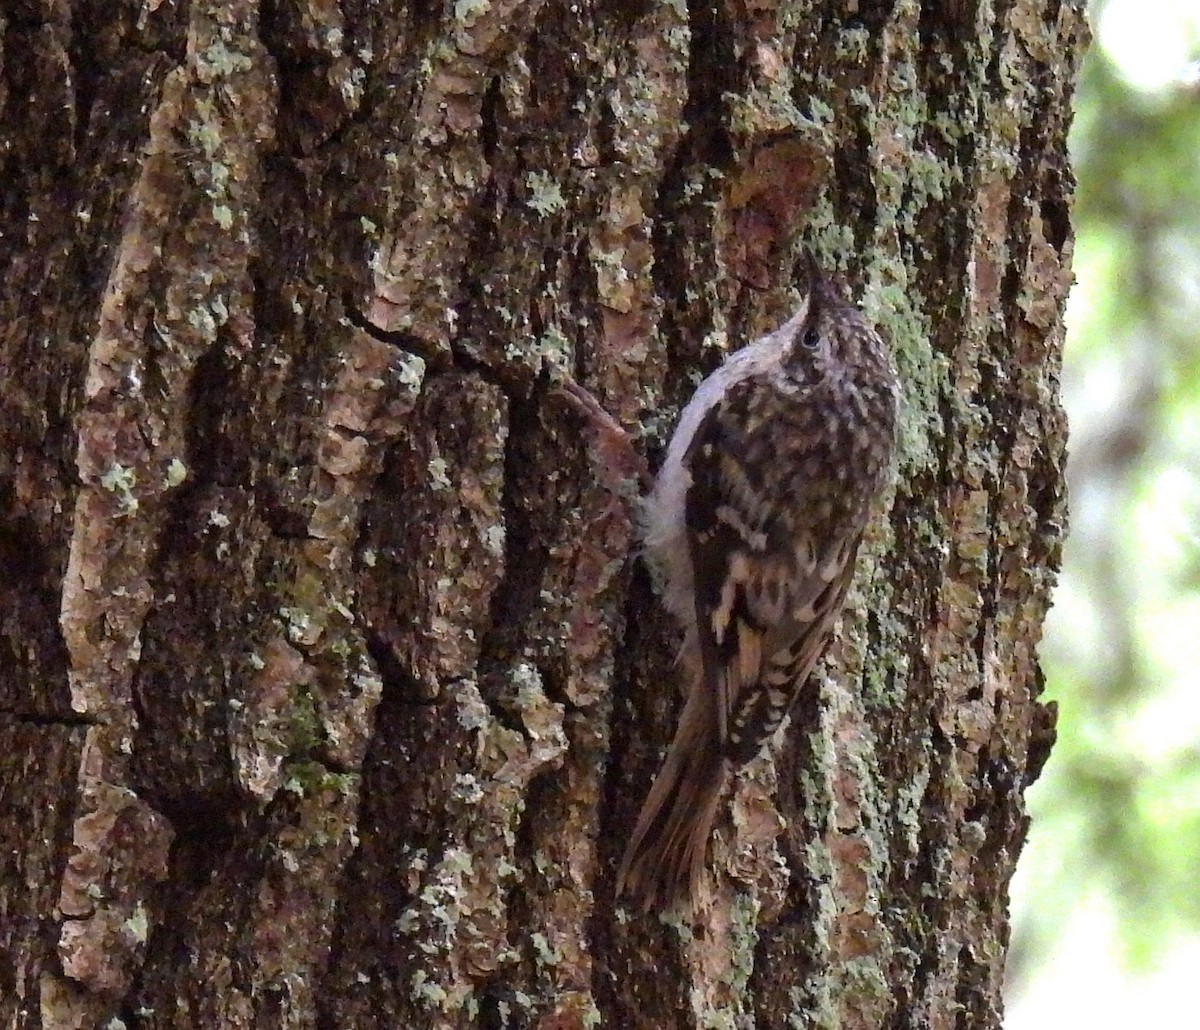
xmin=1010 ymin=0 xmax=1200 ymax=984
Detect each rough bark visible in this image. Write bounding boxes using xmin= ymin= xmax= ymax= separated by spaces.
xmin=0 ymin=0 xmax=1083 ymax=1027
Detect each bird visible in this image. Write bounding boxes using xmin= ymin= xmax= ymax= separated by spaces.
xmin=613 ymin=256 xmax=900 ymax=911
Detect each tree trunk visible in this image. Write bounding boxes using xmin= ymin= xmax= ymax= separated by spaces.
xmin=0 ymin=1 xmax=1082 ymax=1027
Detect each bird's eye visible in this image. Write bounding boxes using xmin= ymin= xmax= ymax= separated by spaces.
xmin=801 ymin=325 xmax=820 ymax=349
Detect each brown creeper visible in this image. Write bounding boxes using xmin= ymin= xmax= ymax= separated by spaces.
xmin=617 ymin=258 xmax=900 ymax=910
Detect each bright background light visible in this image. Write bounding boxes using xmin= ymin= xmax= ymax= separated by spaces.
xmin=1099 ymin=0 xmax=1200 ymax=93
xmin=1005 ymin=1 xmax=1200 ymax=1026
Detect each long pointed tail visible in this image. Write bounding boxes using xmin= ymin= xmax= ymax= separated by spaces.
xmin=616 ymin=686 xmax=728 ymax=912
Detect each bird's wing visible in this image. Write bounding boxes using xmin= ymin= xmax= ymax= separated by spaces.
xmin=683 ymin=378 xmax=860 ymax=763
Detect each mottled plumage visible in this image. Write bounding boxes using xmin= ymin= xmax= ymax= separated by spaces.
xmin=618 ymin=259 xmax=899 ymax=910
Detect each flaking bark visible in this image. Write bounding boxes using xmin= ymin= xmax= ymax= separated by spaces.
xmin=0 ymin=0 xmax=1081 ymax=1027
